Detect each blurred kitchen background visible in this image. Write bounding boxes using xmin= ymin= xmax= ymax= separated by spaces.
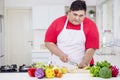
xmin=0 ymin=0 xmax=120 ymax=68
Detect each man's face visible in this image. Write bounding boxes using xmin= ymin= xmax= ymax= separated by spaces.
xmin=68 ymin=10 xmax=86 ymax=25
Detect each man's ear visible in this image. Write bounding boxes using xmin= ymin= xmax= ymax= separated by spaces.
xmin=66 ymin=10 xmax=70 ymax=15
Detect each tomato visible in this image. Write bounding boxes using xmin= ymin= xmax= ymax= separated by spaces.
xmin=56 ymin=72 xmax=63 ymax=78
xmin=28 ymin=68 xmax=36 ymax=77
xmin=54 ymin=69 xmax=59 ymax=75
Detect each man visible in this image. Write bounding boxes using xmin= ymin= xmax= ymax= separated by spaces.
xmin=44 ymin=0 xmax=99 ymax=68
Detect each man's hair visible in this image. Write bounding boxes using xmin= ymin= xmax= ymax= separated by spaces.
xmin=70 ymin=0 xmax=87 ymax=12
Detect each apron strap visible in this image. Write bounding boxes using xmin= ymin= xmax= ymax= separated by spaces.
xmin=81 ymin=22 xmax=84 ymax=31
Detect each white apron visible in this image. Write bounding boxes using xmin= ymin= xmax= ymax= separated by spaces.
xmin=51 ymin=18 xmax=86 ymax=69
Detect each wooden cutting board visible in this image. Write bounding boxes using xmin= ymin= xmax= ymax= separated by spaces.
xmin=68 ymin=69 xmax=89 ymax=73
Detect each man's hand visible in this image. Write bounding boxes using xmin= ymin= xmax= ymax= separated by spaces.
xmin=78 ymin=62 xmax=87 ymax=69
xmin=45 ymin=42 xmax=69 ymax=63
xmin=78 ymin=48 xmax=95 ymax=68
xmin=59 ymin=53 xmax=69 ymax=63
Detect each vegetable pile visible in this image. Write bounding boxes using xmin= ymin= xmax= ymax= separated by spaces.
xmin=28 ymin=62 xmax=67 ymax=79
xmin=90 ymin=60 xmax=119 ymax=78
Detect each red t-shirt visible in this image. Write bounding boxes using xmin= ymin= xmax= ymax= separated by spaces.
xmin=45 ymin=15 xmax=99 ymax=65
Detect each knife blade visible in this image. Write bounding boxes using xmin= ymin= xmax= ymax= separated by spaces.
xmin=68 ymin=59 xmax=79 ymax=68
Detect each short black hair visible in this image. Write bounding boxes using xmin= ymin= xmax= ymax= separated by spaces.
xmin=70 ymin=0 xmax=87 ymax=12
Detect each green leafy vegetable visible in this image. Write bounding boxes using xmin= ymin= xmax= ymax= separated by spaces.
xmin=32 ymin=62 xmax=46 ymax=70
xmin=96 ymin=60 xmax=110 ymax=68
xmin=90 ymin=60 xmax=111 ymax=78
xmin=99 ymin=67 xmax=112 ymax=78
xmin=90 ymin=66 xmax=100 ymax=77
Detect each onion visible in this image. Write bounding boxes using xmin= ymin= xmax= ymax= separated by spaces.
xmin=110 ymin=65 xmax=119 ymax=77
xmin=35 ymin=68 xmax=45 ymax=79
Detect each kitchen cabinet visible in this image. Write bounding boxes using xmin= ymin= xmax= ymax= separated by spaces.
xmin=32 ymin=5 xmax=65 ymax=29
xmin=32 ymin=50 xmax=51 ymax=64
xmin=32 ymin=6 xmax=48 ymax=29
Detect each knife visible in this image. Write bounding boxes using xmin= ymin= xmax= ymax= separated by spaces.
xmin=68 ymin=59 xmax=79 ymax=68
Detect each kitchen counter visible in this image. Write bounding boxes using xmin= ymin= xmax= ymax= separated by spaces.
xmin=0 ymin=72 xmax=120 ymax=80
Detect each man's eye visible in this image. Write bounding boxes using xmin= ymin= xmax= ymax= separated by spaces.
xmin=73 ymin=13 xmax=84 ymax=18
xmin=79 ymin=15 xmax=84 ymax=17
xmin=73 ymin=13 xmax=77 ymax=16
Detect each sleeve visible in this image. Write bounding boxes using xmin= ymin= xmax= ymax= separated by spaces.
xmin=44 ymin=21 xmax=58 ymax=44
xmin=85 ymin=23 xmax=99 ymax=49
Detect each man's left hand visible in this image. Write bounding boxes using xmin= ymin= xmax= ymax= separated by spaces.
xmin=78 ymin=62 xmax=87 ymax=69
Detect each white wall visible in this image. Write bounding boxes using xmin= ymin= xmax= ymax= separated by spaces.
xmin=5 ymin=0 xmax=97 ymax=7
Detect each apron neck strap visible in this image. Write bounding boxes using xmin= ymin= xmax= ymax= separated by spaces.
xmin=81 ymin=22 xmax=83 ymax=31
xmin=64 ymin=17 xmax=84 ymax=30
xmin=63 ymin=18 xmax=68 ymax=29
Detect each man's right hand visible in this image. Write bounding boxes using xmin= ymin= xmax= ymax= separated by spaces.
xmin=59 ymin=53 xmax=69 ymax=63
xmin=45 ymin=42 xmax=69 ymax=63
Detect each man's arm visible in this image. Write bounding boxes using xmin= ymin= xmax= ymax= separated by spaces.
xmin=45 ymin=42 xmax=69 ymax=62
xmin=78 ymin=48 xmax=96 ymax=68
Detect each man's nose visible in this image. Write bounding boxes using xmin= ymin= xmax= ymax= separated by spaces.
xmin=75 ymin=16 xmax=80 ymax=20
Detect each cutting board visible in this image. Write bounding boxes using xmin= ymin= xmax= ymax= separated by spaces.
xmin=68 ymin=69 xmax=89 ymax=73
